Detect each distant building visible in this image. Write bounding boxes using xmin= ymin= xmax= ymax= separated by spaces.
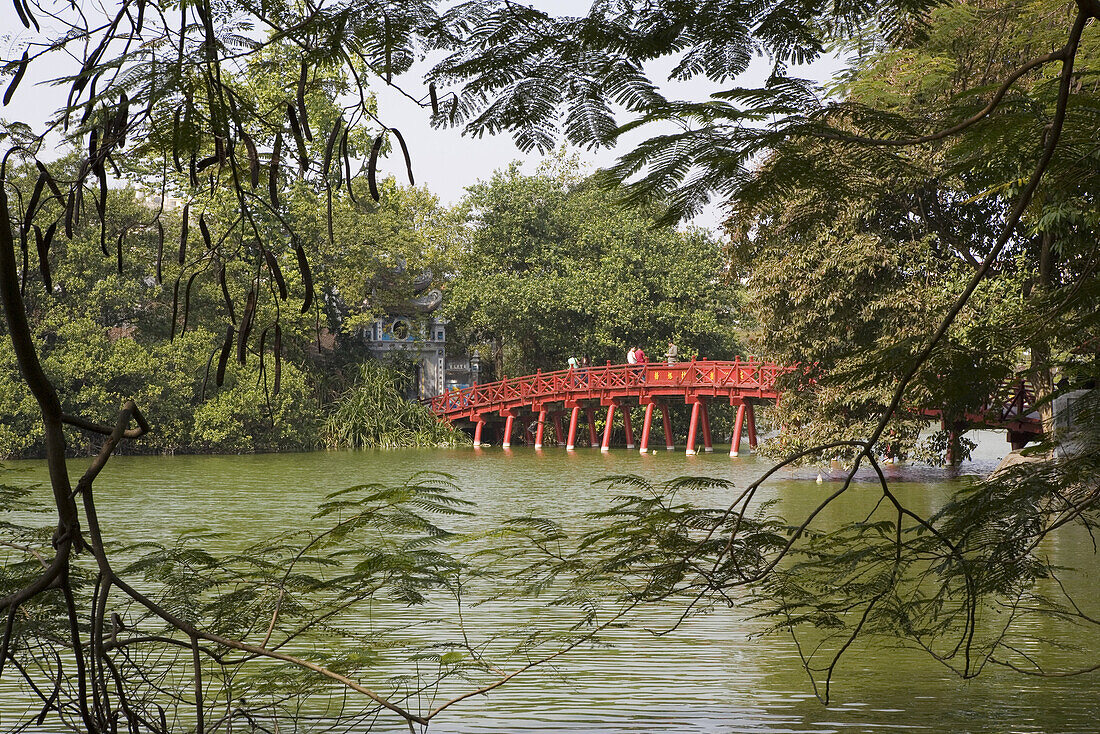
xmin=364 ymin=295 xmax=480 ymax=400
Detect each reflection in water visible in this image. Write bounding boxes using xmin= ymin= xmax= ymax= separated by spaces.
xmin=3 ymin=432 xmax=1098 ymax=732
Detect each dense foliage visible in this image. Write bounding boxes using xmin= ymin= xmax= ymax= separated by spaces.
xmin=447 ymin=156 xmax=739 ymax=378
xmin=0 ymin=175 xmax=465 ymax=458
xmin=729 ymin=0 xmax=1100 ymax=463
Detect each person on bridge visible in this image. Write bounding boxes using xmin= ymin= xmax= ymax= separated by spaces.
xmin=567 ymin=355 xmax=579 ymax=370
xmin=635 ymin=346 xmax=647 ymax=363
xmin=666 ymin=341 xmax=678 ymax=364
xmin=627 ymin=347 xmax=638 ymax=365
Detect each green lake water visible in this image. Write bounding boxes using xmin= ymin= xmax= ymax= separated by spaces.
xmin=2 ymin=432 xmax=1098 ymax=732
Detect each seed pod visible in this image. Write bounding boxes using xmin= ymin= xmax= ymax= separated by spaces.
xmin=78 ymin=72 xmax=101 ymax=128
xmin=215 ymin=325 xmax=233 ymax=387
xmin=237 ymin=289 xmax=256 ymax=365
xmin=241 ymin=130 xmax=259 ymax=188
xmin=286 ymin=103 xmax=307 ymax=170
xmin=367 ymin=133 xmax=384 ymax=202
xmin=336 ymin=125 xmax=348 ymax=189
xmin=322 ymin=117 xmax=341 ymax=178
xmin=22 ymin=172 xmax=45 ymax=233
xmin=449 ymin=96 xmax=458 ymax=125
xmin=111 ymin=92 xmax=130 ymax=147
xmin=198 ymin=212 xmax=212 ymax=251
xmin=155 ymin=220 xmax=164 ymax=284
xmin=264 ymin=249 xmax=287 ymax=301
xmin=136 ymin=0 xmax=146 ymax=33
xmin=116 ymin=230 xmax=124 ymax=274
xmin=3 ymin=51 xmax=28 ymax=106
xmin=18 ymin=0 xmax=37 ymax=31
xmin=170 ymin=277 xmax=180 ymax=340
xmin=196 ymin=154 xmax=218 ymax=172
xmin=64 ymin=190 xmax=75 ymax=239
xmin=12 ymin=0 xmax=29 ymax=29
xmin=429 ymin=82 xmax=438 ymax=116
xmin=172 ymin=107 xmax=183 ymax=172
xmin=273 ymin=322 xmax=282 ymax=396
xmin=297 ymin=61 xmax=312 ymax=141
xmin=390 ymin=127 xmax=414 ymax=186
xmin=73 ymin=183 xmax=83 ymax=229
xmin=294 ymin=239 xmax=313 ymax=314
xmin=35 ymin=222 xmax=55 ymax=292
xmin=35 ymin=161 xmax=63 ymax=200
xmin=181 ymin=272 xmax=198 ymax=334
xmin=188 ymin=149 xmax=198 ymax=187
xmin=269 ymin=131 xmax=282 ymax=208
xmin=178 ymin=202 xmax=189 ymax=264
xmin=219 ymin=265 xmax=236 ymax=323
xmin=257 ymin=327 xmax=268 ymax=386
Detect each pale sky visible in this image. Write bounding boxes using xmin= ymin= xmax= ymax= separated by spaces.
xmin=1 ymin=1 xmax=846 ymax=235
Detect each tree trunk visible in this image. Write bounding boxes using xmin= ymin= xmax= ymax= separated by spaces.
xmin=1031 ymin=231 xmax=1056 ymax=435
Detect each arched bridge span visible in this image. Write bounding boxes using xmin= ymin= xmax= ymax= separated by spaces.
xmin=430 ymin=358 xmax=784 ymax=455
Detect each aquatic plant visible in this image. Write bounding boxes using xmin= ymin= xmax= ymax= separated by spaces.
xmin=323 ymin=362 xmax=468 ymax=449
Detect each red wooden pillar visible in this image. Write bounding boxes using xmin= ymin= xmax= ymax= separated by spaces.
xmin=566 ymin=406 xmax=580 ymax=451
xmin=473 ymin=418 xmax=485 ymax=447
xmin=534 ymin=408 xmax=547 ymax=449
xmin=685 ymin=401 xmax=701 ymax=455
xmin=586 ymin=407 xmax=598 ymax=447
xmin=700 ymin=399 xmax=713 ymax=453
xmin=601 ymin=403 xmax=616 ymax=452
xmin=730 ymin=402 xmax=746 ymax=457
xmin=745 ymin=402 xmax=758 ymax=450
xmin=639 ymin=403 xmax=654 ymax=453
xmin=622 ymin=406 xmax=635 ymax=449
xmin=553 ymin=411 xmax=565 ymax=447
xmin=502 ymin=411 xmax=516 ymax=448
xmin=660 ymin=403 xmax=674 ymax=450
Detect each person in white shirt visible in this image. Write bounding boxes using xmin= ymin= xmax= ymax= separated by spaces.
xmin=627 ymin=347 xmax=637 ymax=365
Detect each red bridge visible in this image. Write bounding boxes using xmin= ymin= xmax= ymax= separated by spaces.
xmin=429 ymin=357 xmax=1044 ymax=456
xmin=431 ymin=358 xmax=783 ymax=454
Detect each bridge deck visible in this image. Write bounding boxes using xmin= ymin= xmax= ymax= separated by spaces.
xmin=430 ymin=358 xmax=785 ymax=421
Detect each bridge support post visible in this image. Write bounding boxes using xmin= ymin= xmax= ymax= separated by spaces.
xmin=622 ymin=406 xmax=635 ymax=449
xmin=700 ymin=400 xmax=713 ymax=452
xmin=730 ymin=402 xmax=746 ymax=457
xmin=639 ymin=403 xmax=654 ymax=453
xmin=534 ymin=408 xmax=547 ymax=449
xmin=661 ymin=403 xmax=674 ymax=450
xmin=502 ymin=412 xmax=515 ymax=449
xmin=586 ymin=407 xmax=598 ymax=448
xmin=685 ymin=401 xmax=701 ymax=456
xmin=601 ymin=404 xmax=616 ymax=452
xmin=552 ymin=411 xmax=565 ymax=446
xmin=473 ymin=418 xmax=485 ymax=447
xmin=566 ymin=406 xmax=580 ymax=451
xmin=746 ymin=402 xmax=758 ymax=450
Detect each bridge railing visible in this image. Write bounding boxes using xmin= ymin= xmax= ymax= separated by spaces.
xmin=429 ymin=357 xmax=790 ymax=416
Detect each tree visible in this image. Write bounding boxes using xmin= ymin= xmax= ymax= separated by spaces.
xmin=725 ymin=0 xmax=1099 ymax=465
xmin=447 ymin=157 xmax=737 ymax=378
xmin=1 ymin=0 xmax=1099 ymax=729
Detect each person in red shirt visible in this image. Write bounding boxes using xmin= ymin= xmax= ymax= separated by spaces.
xmin=635 ymin=347 xmax=647 ymax=363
